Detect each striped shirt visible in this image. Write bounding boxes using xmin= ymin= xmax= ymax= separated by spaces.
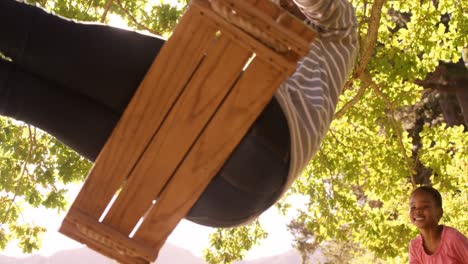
xmin=274 ymin=0 xmax=358 ymax=194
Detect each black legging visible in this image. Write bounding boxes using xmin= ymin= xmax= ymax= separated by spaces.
xmin=0 ymin=0 xmax=290 ymax=227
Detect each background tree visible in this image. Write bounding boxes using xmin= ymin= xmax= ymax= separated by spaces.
xmin=203 ymin=220 xmax=267 ymax=263
xmin=0 ymin=0 xmax=466 ymax=262
xmin=0 ymin=118 xmax=91 ymax=252
xmin=202 ymin=0 xmax=467 ymax=263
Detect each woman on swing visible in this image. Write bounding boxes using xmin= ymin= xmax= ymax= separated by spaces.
xmin=0 ymin=0 xmax=358 ymax=227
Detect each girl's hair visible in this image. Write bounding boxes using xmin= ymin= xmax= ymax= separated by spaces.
xmin=411 ymin=186 xmax=443 ymax=208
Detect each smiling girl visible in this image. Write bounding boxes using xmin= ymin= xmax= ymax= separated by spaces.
xmin=409 ymin=186 xmax=468 ymax=263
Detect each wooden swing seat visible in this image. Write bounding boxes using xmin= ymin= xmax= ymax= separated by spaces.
xmin=59 ymin=0 xmax=315 ymax=263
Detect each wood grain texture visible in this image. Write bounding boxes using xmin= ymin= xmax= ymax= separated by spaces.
xmin=194 ymin=0 xmax=300 ymax=69
xmin=246 ymin=0 xmax=315 ymax=42
xmin=60 ymin=222 xmax=147 ymax=264
xmin=60 ymin=215 xmax=151 ymax=263
xmin=132 ymin=57 xmax=291 ymax=252
xmin=208 ymin=0 xmax=315 ymax=56
xmin=61 ymin=0 xmax=317 ymax=262
xmin=102 ymin=34 xmax=252 ymax=234
xmin=70 ymin=9 xmax=219 ymax=219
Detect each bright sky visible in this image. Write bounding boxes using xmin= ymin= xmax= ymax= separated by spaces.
xmin=3 ymin=183 xmax=296 ymax=260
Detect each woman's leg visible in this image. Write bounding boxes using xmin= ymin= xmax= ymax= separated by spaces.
xmin=0 ymin=0 xmax=291 ymax=227
xmin=0 ymin=58 xmax=117 ymax=160
xmin=0 ymin=0 xmax=164 ymax=158
xmin=0 ymin=0 xmax=165 ymax=114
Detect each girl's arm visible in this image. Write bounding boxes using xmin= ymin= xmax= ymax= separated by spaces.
xmin=272 ymin=0 xmax=358 ymax=192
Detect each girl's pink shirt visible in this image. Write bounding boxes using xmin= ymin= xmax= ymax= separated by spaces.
xmin=409 ymin=225 xmax=468 ymax=264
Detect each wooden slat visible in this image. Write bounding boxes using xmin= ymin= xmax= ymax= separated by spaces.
xmin=70 ymin=8 xmax=219 ymax=219
xmin=132 ymin=56 xmax=292 ymax=252
xmin=208 ymin=0 xmax=314 ymax=56
xmin=103 ymin=34 xmax=252 ymax=234
xmin=60 ymin=212 xmax=152 ymax=264
xmin=276 ymin=13 xmax=316 ymax=43
xmin=245 ymin=0 xmax=315 ymax=43
xmin=60 ymin=1 xmax=319 ymax=263
xmin=60 ymin=221 xmax=148 ymax=264
xmin=193 ymin=0 xmax=305 ymax=68
xmin=247 ymin=0 xmax=281 ymax=18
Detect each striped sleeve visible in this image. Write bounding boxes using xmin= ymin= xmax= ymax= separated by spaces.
xmin=274 ymin=0 xmax=358 ymax=193
xmin=294 ymin=0 xmax=357 ymax=40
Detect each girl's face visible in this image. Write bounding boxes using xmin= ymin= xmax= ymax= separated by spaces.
xmin=409 ymin=190 xmax=442 ymax=230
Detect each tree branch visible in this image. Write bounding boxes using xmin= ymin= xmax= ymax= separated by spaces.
xmin=0 ymin=125 xmax=35 ymax=227
xmin=114 ymin=0 xmax=162 ymax=36
xmin=329 ymin=129 xmax=366 ymax=155
xmin=335 ymin=79 xmax=368 ymax=119
xmin=84 ymin=0 xmax=93 ymax=15
xmin=100 ymin=0 xmax=114 ymax=23
xmin=354 ymin=0 xmax=386 ymax=77
xmin=362 ymin=72 xmax=416 ymax=186
xmin=334 ymin=0 xmax=385 ymax=118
